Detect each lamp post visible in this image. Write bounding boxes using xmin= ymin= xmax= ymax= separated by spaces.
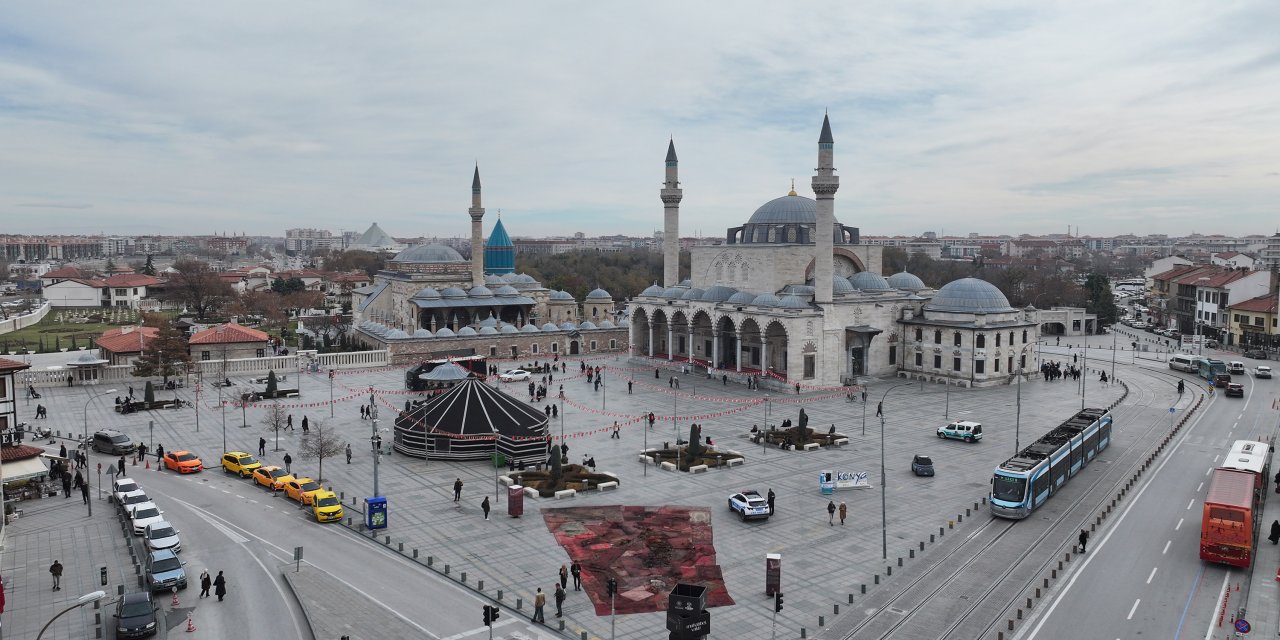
xmin=1081 ymin=344 xmax=1088 ymax=410
xmin=36 ymin=590 xmax=107 ymax=640
xmin=878 ymin=382 xmax=914 ymax=560
xmin=219 ymin=383 xmax=226 ymax=453
xmin=329 ymin=368 xmax=334 ymax=418
xmin=371 ymin=418 xmax=382 ymax=497
xmin=82 ymin=388 xmax=117 ymax=518
xmin=1014 ymin=342 xmax=1037 ymax=455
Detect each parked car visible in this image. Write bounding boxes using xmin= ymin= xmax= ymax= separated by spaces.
xmin=112 ymin=478 xmax=141 ymax=503
xmin=911 ymin=454 xmax=935 ymax=477
xmin=143 ymin=521 xmax=181 ymax=553
xmin=253 ymin=465 xmax=295 ymax=491
xmin=937 ymin=420 xmax=983 ymax=443
xmin=221 ymin=451 xmax=261 ymax=477
xmin=129 ymin=503 xmax=165 ymax=536
xmin=498 ymin=369 xmax=531 ymax=382
xmin=312 ymin=490 xmax=344 ymax=522
xmin=1256 ymin=366 xmax=1272 ymax=379
xmin=1244 ymin=349 xmax=1268 ymax=360
xmin=114 ymin=591 xmax=159 ymax=638
xmin=144 ymin=549 xmax=187 ymax=591
xmin=284 ymin=477 xmax=323 ymax=505
xmin=1225 ymin=383 xmax=1245 ymax=398
xmin=119 ymin=490 xmax=152 ymax=511
xmin=727 ymin=490 xmax=771 ymax=521
xmin=163 ymin=450 xmax=203 ymax=474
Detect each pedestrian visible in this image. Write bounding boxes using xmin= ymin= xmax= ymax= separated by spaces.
xmin=827 ymin=500 xmax=836 ymax=526
xmin=118 ymin=455 xmax=127 ymax=477
xmin=533 ymin=588 xmax=546 ymax=623
xmin=80 ymin=480 xmax=89 ymax=504
xmin=876 ymin=402 xmax=883 ymax=418
xmin=571 ymin=562 xmax=582 ymax=590
xmin=795 ymin=383 xmax=801 ymax=394
xmin=36 ymin=404 xmax=46 ymax=418
xmin=674 ymin=377 xmax=680 ymax=389
xmin=838 ymin=501 xmax=847 ymax=525
xmin=155 ymin=443 xmax=164 ymax=463
xmin=361 ymin=405 xmax=367 ymax=419
xmin=50 ymin=560 xmax=63 ymax=591
xmin=1078 ymin=529 xmax=1089 ymax=553
xmin=258 ymin=437 xmax=267 ymax=457
xmin=722 ymin=374 xmax=728 ymax=386
xmin=767 ymin=488 xmax=775 ymax=515
xmin=213 ymin=570 xmax=227 ymax=601
xmin=199 ymin=570 xmax=211 ymax=598
xmin=545 ymin=405 xmax=552 ymax=417
xmin=137 ymin=442 xmax=148 ymax=463
xmin=481 ymin=496 xmax=491 ymax=520
xmin=59 ymin=443 xmax=67 ymax=458
xmin=554 ymin=583 xmax=566 ymax=617
xmin=68 ymin=374 xmax=73 ymax=387
xmin=669 ymin=376 xmax=674 ymax=388
xmin=453 ymin=478 xmax=463 ymax=502
xmin=282 ymin=452 xmax=292 ymax=474
xmin=611 ymin=422 xmax=621 ymax=439
xmin=301 ymin=416 xmax=309 ymax=432
xmin=1270 ymin=520 xmax=1280 ymax=545
xmin=62 ymin=473 xmax=71 ymax=498
xmin=551 ymin=405 xmax=558 ymax=418
xmin=287 ymin=414 xmax=294 ymax=430
xmin=346 ymin=443 xmax=352 ymax=464
xmin=559 ymin=563 xmax=568 ymax=590
xmin=648 ymin=412 xmax=655 ymax=428
xmin=627 ymin=380 xmax=633 ymax=394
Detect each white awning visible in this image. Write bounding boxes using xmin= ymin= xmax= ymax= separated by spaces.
xmin=2 ymin=457 xmax=49 ymax=483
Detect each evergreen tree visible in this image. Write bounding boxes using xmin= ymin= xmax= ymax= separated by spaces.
xmin=141 ymin=255 xmax=156 ymax=276
xmin=265 ymin=370 xmax=278 ymax=396
xmin=105 ymin=258 xmax=116 ymax=273
xmin=1083 ymin=274 xmax=1118 ymax=328
xmin=684 ymin=424 xmax=705 ymax=467
xmin=144 ymin=381 xmax=155 ymax=404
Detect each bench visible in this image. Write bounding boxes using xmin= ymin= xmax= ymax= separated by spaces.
xmin=597 ymin=481 xmax=618 ymax=491
xmin=523 ymin=486 xmax=540 ymax=498
xmin=659 ymin=461 xmax=677 ymax=472
xmin=498 ymin=475 xmax=514 ymax=486
xmin=801 ymin=443 xmax=820 ymax=451
xmin=726 ymin=458 xmax=745 ymax=467
xmin=688 ymin=464 xmax=708 ymax=474
xmin=554 ymin=489 xmax=576 ymax=499
xmin=832 ymin=438 xmax=849 ymax=446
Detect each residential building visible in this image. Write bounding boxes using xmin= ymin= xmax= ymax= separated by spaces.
xmin=1228 ymin=294 xmax=1278 ymax=353
xmin=285 ymin=228 xmax=340 ymax=254
xmin=1210 ymin=252 xmax=1258 ymax=270
xmin=189 ymin=323 xmax=272 ymax=361
xmin=95 ymin=326 xmax=159 ymax=365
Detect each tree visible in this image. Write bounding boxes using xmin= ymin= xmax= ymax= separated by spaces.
xmin=1083 ymin=274 xmax=1118 ymax=328
xmin=132 ymin=322 xmax=193 ymax=383
xmin=141 ymin=255 xmax=156 ymax=276
xmin=261 ymin=402 xmax=288 ymax=452
xmin=683 ymin=423 xmax=705 ymax=468
xmin=265 ymin=370 xmax=278 ymax=396
xmin=271 ymin=277 xmax=307 ymax=295
xmin=144 ymin=381 xmax=155 ymax=405
xmin=299 ymin=419 xmax=345 ymax=482
xmin=549 ymin=442 xmax=563 ymax=485
xmin=105 ymin=258 xmax=116 ymax=273
xmin=165 ymin=259 xmax=234 ymax=319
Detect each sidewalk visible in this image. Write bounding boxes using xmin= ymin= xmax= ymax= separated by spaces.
xmin=281 ymin=563 xmax=424 ymax=640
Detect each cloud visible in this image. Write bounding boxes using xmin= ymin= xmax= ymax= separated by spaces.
xmin=17 ymin=201 xmax=92 ymax=209
xmin=0 ymin=1 xmax=1277 ymax=240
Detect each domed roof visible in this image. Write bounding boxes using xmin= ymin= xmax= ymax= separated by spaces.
xmin=541 ymin=322 xmax=559 ymax=332
xmin=680 ymin=288 xmax=705 ymax=300
xmin=727 ymin=291 xmax=756 ymax=305
xmin=679 ymin=278 xmax=692 ymax=287
xmin=434 ymin=327 xmax=455 ymax=338
xmin=618 ymin=318 xmax=630 ymax=327
xmin=478 ymin=315 xmax=499 ymax=328
xmin=467 ymin=286 xmax=494 ymax=298
xmin=393 ymin=244 xmax=465 ymax=263
xmin=500 ymin=273 xmax=521 ymax=283
xmin=849 ymin=272 xmax=892 ymax=291
xmin=641 ymin=283 xmax=665 ymax=297
xmin=549 ymin=290 xmax=574 ymax=301
xmin=700 ymin=286 xmax=738 ymax=302
xmin=559 ymin=322 xmax=577 ymax=330
xmin=579 ymin=321 xmax=598 ymax=329
xmin=747 ymin=194 xmax=818 ymax=225
xmin=478 ymin=326 xmax=498 ymax=335
xmin=499 ymin=324 xmax=519 ymax=334
xmin=832 ymin=277 xmax=855 ymax=294
xmin=752 ymin=293 xmax=782 ymax=307
xmin=494 ymin=285 xmax=519 ymax=297
xmin=456 ymin=327 xmax=478 ymax=336
xmin=925 ymin=277 xmax=1014 ymax=313
xmin=484 ymin=274 xmax=504 ymax=285
xmin=778 ymin=294 xmax=811 ymax=309
xmin=520 ymin=323 xmax=540 ymax=333
xmin=660 ymin=287 xmax=688 ymax=299
xmin=413 ymin=287 xmax=441 ymax=299
xmin=887 ymin=271 xmax=927 ymax=290
xmin=598 ymin=320 xmax=616 ymax=329
xmin=412 ymin=328 xmax=434 ymax=338
xmin=515 ymin=273 xmax=537 ymax=284
xmin=587 ymin=288 xmax=612 ymax=300
xmin=386 ymin=329 xmax=409 ymax=339
xmin=440 ymin=287 xmax=467 ymax=299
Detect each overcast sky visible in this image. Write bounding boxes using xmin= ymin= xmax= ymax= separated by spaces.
xmin=2 ymin=2 xmax=1278 ymax=241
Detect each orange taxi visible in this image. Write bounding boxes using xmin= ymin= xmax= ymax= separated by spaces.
xmin=252 ymin=466 xmax=295 ymax=491
xmin=284 ymin=477 xmax=323 ymax=505
xmin=162 ymin=451 xmax=203 ymax=474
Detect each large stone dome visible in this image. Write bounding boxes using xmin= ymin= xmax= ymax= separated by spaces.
xmin=886 ymin=271 xmax=927 ymax=291
xmin=925 ymin=278 xmax=1014 ymax=313
xmin=748 ymin=195 xmax=818 ymax=225
xmin=393 ymin=244 xmax=465 ymax=263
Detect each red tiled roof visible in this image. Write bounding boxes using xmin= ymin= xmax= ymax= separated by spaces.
xmin=1229 ymin=295 xmax=1278 ymax=314
xmin=43 ymin=266 xmax=92 ymax=279
xmin=0 ymin=357 xmax=32 ymax=373
xmin=47 ymin=277 xmax=109 ymax=288
xmin=1 ymin=444 xmax=45 ymax=462
xmin=1215 ymin=251 xmax=1241 ymax=259
xmin=189 ymin=323 xmax=270 ymax=345
xmin=103 ymin=274 xmax=161 ymax=287
xmin=1174 ymin=269 xmax=1247 ymax=288
xmin=95 ymin=326 xmax=159 ymax=354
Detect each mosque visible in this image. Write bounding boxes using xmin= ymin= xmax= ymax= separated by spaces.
xmin=628 ymin=116 xmax=1039 ymax=388
xmin=351 ymin=167 xmax=628 ymax=364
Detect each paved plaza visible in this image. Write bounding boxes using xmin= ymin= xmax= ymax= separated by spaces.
xmin=13 ymin=349 xmax=1126 ymax=639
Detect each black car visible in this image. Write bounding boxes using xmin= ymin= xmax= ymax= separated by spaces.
xmin=1243 ymin=349 xmax=1267 ymax=360
xmin=1225 ymin=383 xmax=1244 ymax=398
xmin=911 ymin=454 xmax=935 ymax=477
xmin=115 ymin=591 xmax=159 ymax=638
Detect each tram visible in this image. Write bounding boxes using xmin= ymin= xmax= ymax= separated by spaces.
xmin=989 ymin=408 xmax=1113 ymax=519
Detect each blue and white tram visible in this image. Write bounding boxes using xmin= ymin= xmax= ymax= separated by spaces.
xmin=990 ymin=408 xmax=1113 ymax=519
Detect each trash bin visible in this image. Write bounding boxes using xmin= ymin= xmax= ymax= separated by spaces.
xmin=508 ymin=485 xmax=524 ymax=517
xmin=365 ymin=496 xmax=388 ymax=530
xmin=492 ymin=452 xmax=506 ymax=468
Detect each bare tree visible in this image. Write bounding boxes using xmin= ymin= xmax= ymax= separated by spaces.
xmin=299 ymin=418 xmax=345 ymax=482
xmin=166 ymin=259 xmax=235 ymax=319
xmin=261 ymin=402 xmax=288 ymax=452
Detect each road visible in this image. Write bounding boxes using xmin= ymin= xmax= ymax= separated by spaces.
xmin=1021 ymin=359 xmax=1277 ymax=640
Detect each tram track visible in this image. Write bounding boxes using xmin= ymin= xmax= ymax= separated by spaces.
xmin=832 ymin=361 xmax=1202 ymax=640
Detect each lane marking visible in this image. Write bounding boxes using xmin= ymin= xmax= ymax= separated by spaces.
xmin=1146 ymin=567 xmax=1157 ymax=584
xmin=1176 ymin=518 xmax=1183 ymax=531
xmin=439 ymin=618 xmax=519 ymax=640
xmin=1186 ymin=499 xmax=1194 ymax=510
xmin=1196 ymin=482 xmax=1203 ymax=492
xmin=1162 ymin=540 xmax=1171 ymax=554
xmin=1127 ymin=599 xmax=1140 ymax=620
xmin=1173 ymin=563 xmax=1206 ymax=640
xmin=1202 ymin=572 xmax=1231 ymax=640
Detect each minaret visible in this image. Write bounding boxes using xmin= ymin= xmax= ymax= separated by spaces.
xmin=469 ymin=164 xmax=485 ymax=287
xmin=811 ymin=114 xmax=838 ymax=304
xmin=661 ymin=139 xmax=683 ymax=287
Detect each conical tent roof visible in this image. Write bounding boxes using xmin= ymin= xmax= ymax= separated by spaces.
xmin=354 ymin=222 xmax=397 ymax=248
xmin=410 ymin=378 xmax=547 ymax=438
xmin=418 ymin=362 xmax=474 ymax=382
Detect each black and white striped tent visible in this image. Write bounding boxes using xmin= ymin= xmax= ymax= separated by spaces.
xmin=393 ymin=378 xmax=549 ymax=463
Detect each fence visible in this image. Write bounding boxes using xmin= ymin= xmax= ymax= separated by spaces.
xmin=0 ymin=301 xmax=51 ymax=336
xmin=24 ymin=349 xmax=391 ymax=388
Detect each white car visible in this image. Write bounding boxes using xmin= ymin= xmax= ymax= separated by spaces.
xmin=1256 ymin=366 xmax=1272 ymax=379
xmin=727 ymin=490 xmax=771 ymax=521
xmin=144 ymin=521 xmax=181 ymax=553
xmin=119 ymin=489 xmax=151 ymax=511
xmin=111 ymin=478 xmax=141 ymax=503
xmin=498 ymin=369 xmax=531 ymax=382
xmin=128 ymin=502 xmax=165 ymax=536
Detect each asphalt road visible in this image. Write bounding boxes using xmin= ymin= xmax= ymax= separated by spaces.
xmin=1022 ymin=361 xmax=1277 ymax=639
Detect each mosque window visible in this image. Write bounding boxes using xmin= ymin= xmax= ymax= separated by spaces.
xmin=590 ymin=340 xmax=598 ymax=351
xmin=489 ymin=347 xmax=497 ymax=357
xmin=953 ymin=332 xmax=962 ymax=347
xmin=953 ymin=357 xmax=961 ymax=372
xmin=716 ymin=263 xmax=723 ymax=281
xmin=976 ymin=334 xmax=985 ymax=348
xmin=1009 ymin=331 xmax=1014 ymax=345
xmin=1019 ymin=355 xmax=1025 ymax=369
xmin=934 ymin=330 xmax=942 ymax=344
xmin=915 ymin=352 xmax=922 ymax=367
xmin=803 ymin=354 xmax=815 ymax=379
xmin=768 ymin=227 xmax=778 ymax=243
xmin=888 ymin=346 xmax=896 ymax=365
xmin=995 ymin=334 xmax=1001 ymax=347
xmin=994 ymin=358 xmax=1000 ymax=372
xmin=510 ymin=346 xmax=518 ymax=358
xmin=1022 ymin=330 xmax=1028 ymax=343
xmin=975 ymin=360 xmax=985 ymax=374
xmin=728 ymin=264 xmax=736 ymax=282
xmin=741 ymin=263 xmax=750 ymax=283
xmin=532 ymin=344 xmax=539 ymax=354
xmin=552 ymin=343 xmax=559 ymax=353
xmin=933 ymin=354 xmax=942 ymax=369
xmin=609 ymin=339 xmax=617 ymax=349
xmin=786 ymin=227 xmax=797 ymax=243
xmin=914 ymin=328 xmax=922 ymax=341
xmin=593 ymin=307 xmax=599 ymax=317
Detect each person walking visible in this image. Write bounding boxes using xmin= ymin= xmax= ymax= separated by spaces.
xmin=301 ymin=416 xmax=309 ymax=432
xmin=570 ymin=562 xmax=582 ymax=591
xmin=258 ymin=437 xmax=267 ymax=457
xmin=199 ymin=570 xmax=212 ymax=598
xmin=213 ymin=571 xmax=227 ymax=601
xmin=59 ymin=443 xmax=67 ymax=459
xmin=155 ymin=444 xmax=164 ymax=464
xmin=282 ymin=453 xmax=292 ymax=474
xmin=80 ymin=479 xmax=89 ymax=504
xmin=554 ymin=583 xmax=566 ymax=618
xmin=50 ymin=560 xmax=63 ymax=591
xmin=827 ymin=500 xmax=836 ymax=526
xmin=627 ymin=380 xmax=633 ymax=394
xmin=767 ymin=488 xmax=775 ymax=515
xmin=1078 ymin=529 xmax=1089 ymax=553
xmin=559 ymin=564 xmax=569 ymax=590
xmin=287 ymin=414 xmax=294 ymax=430
xmin=838 ymin=501 xmax=847 ymax=525
xmin=533 ymin=588 xmax=546 ymax=623
xmin=345 ymin=443 xmax=352 ymax=464
xmin=136 ymin=442 xmax=148 ymax=464
xmin=1270 ymin=520 xmax=1280 ymax=545
xmin=62 ymin=473 xmax=71 ymax=498
xmin=453 ymin=478 xmax=463 ymax=502
xmin=117 ymin=455 xmax=127 ymax=477
xmin=481 ymin=496 xmax=491 ymax=520
xmin=611 ymin=422 xmax=621 ymax=439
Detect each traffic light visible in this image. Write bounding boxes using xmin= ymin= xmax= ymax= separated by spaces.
xmin=774 ymin=592 xmax=784 ymax=612
xmin=607 ymin=577 xmax=618 ymax=597
xmin=483 ymin=605 xmax=500 ymax=626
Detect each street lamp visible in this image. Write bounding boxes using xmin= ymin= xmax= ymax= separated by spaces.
xmin=878 ymin=382 xmax=914 ymax=560
xmin=1014 ymin=343 xmax=1037 ymax=455
xmin=83 ymin=388 xmax=117 ymax=517
xmin=371 ymin=418 xmax=386 ymax=497
xmin=36 ymin=590 xmax=107 ymax=640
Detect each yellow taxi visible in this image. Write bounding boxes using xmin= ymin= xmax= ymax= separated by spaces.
xmin=311 ymin=491 xmax=343 ymax=522
xmin=252 ymin=466 xmax=295 ymax=491
xmin=284 ymin=477 xmax=323 ymax=505
xmin=221 ymin=452 xmax=261 ymax=478
xmin=163 ymin=450 xmax=203 ymax=474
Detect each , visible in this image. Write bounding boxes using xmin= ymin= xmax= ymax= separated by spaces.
xmin=911 ymin=454 xmax=934 ymax=477
xmin=221 ymin=451 xmax=261 ymax=477
xmin=163 ymin=450 xmax=203 ymax=473
xmin=498 ymin=369 xmax=531 ymax=382
xmin=727 ymin=490 xmax=771 ymax=521
xmin=114 ymin=591 xmax=159 ymax=638
xmin=312 ymin=490 xmax=344 ymax=522
xmin=937 ymin=420 xmax=983 ymax=443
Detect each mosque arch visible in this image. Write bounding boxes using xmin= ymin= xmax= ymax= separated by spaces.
xmin=690 ymin=310 xmax=715 ymax=365
xmin=714 ymin=314 xmax=740 ymax=370
xmin=763 ymin=319 xmax=790 ymax=377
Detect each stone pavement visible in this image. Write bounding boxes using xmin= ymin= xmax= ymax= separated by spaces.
xmin=15 ymin=353 xmax=1124 ymax=639
xmin=282 ymin=563 xmax=422 ymax=640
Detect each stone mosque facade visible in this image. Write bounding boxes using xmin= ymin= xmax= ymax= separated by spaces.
xmin=629 ymin=116 xmax=1039 ymax=388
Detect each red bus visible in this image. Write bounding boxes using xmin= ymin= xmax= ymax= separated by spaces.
xmin=1200 ymin=468 xmax=1261 ymax=567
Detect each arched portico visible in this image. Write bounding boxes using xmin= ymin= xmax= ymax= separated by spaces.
xmin=763 ymin=320 xmax=789 ymax=378
xmin=691 ymin=310 xmax=714 ymax=366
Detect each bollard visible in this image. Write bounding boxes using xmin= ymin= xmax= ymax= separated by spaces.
xmin=949 ymin=520 xmax=954 ymax=529
xmin=940 ymin=526 xmax=944 ymax=537
xmin=413 ymin=549 xmax=418 ymax=559
xmin=861 ymin=584 xmax=866 ymax=594
xmin=887 ymin=566 xmax=892 ymax=576
xmin=581 ymin=632 xmax=588 ymax=640
xmin=910 ymin=550 xmax=915 ymax=559
xmin=385 ymin=535 xmax=391 ymax=545
xmin=1051 ymin=569 xmax=1057 ymax=579
xmin=558 ymin=620 xmax=565 ymax=631
xmin=1064 ymin=553 xmax=1070 ymax=563
xmin=801 ymin=629 xmax=807 ymax=638
xmin=1036 ymin=588 xmax=1041 ymax=598
xmin=517 ymin=598 xmax=522 ymax=610
xmin=445 ymin=564 xmax=450 ymax=575
xmin=898 ymin=557 xmax=903 ymax=567
xmin=974 ymin=501 xmax=980 ymax=510
xmin=478 ymin=580 xmax=484 ymax=590
xmin=1008 ymin=619 xmax=1014 ymax=631
xmin=849 ymin=593 xmax=855 ymax=603
xmin=966 ymin=508 xmax=971 ymax=517
xmin=999 ymin=632 xmax=1004 ymax=640
xmin=1043 ymin=578 xmax=1049 ymax=588
xmin=834 ymin=604 xmax=839 ymax=615
xmin=1017 ymin=609 xmax=1023 ymax=620
xmin=346 ymin=517 xmax=352 ymax=527
xmin=919 ymin=541 xmax=924 ymax=551
xmin=875 ymin=575 xmax=880 ymax=584
xmin=498 ymin=590 xmax=503 ymax=600
xmin=461 ymin=572 xmax=467 ymax=583
xmin=398 ymin=542 xmax=404 ymax=552
xmin=1058 ymin=561 xmax=1063 ymax=570
xmin=340 ymin=491 xmax=344 ymax=501
xmin=819 ymin=616 xmax=825 ymax=627
xmin=930 ymin=534 xmax=935 ymax=543
xmin=957 ymin=514 xmax=963 ymax=523
xmin=982 ymin=496 xmax=987 ymax=505
xmin=1027 ymin=597 xmax=1033 ymax=609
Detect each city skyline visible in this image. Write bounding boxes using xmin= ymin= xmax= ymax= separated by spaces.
xmin=2 ymin=2 xmax=1278 ymax=238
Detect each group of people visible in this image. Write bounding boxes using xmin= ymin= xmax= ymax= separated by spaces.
xmin=532 ymin=561 xmax=585 ymax=622
xmin=528 ymin=381 xmax=550 ymax=403
xmin=1040 ymin=360 xmax=1081 ymax=382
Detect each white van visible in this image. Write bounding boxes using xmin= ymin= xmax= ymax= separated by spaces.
xmin=1169 ymin=354 xmax=1197 ymax=373
xmin=1228 ymin=361 xmax=1246 ymax=375
xmin=937 ymin=421 xmax=983 ymax=443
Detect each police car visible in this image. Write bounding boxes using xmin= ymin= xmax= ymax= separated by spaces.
xmin=727 ymin=490 xmax=771 ymax=521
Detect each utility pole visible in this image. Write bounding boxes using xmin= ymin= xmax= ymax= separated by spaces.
xmin=371 ymin=418 xmax=380 ymax=497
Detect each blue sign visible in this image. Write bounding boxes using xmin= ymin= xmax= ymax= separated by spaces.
xmin=1235 ymin=619 xmax=1250 ymax=633
xmin=1169 ymin=407 xmax=1176 ymax=414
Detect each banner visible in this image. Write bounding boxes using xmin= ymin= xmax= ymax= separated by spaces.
xmin=835 ymin=471 xmax=871 ymax=490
